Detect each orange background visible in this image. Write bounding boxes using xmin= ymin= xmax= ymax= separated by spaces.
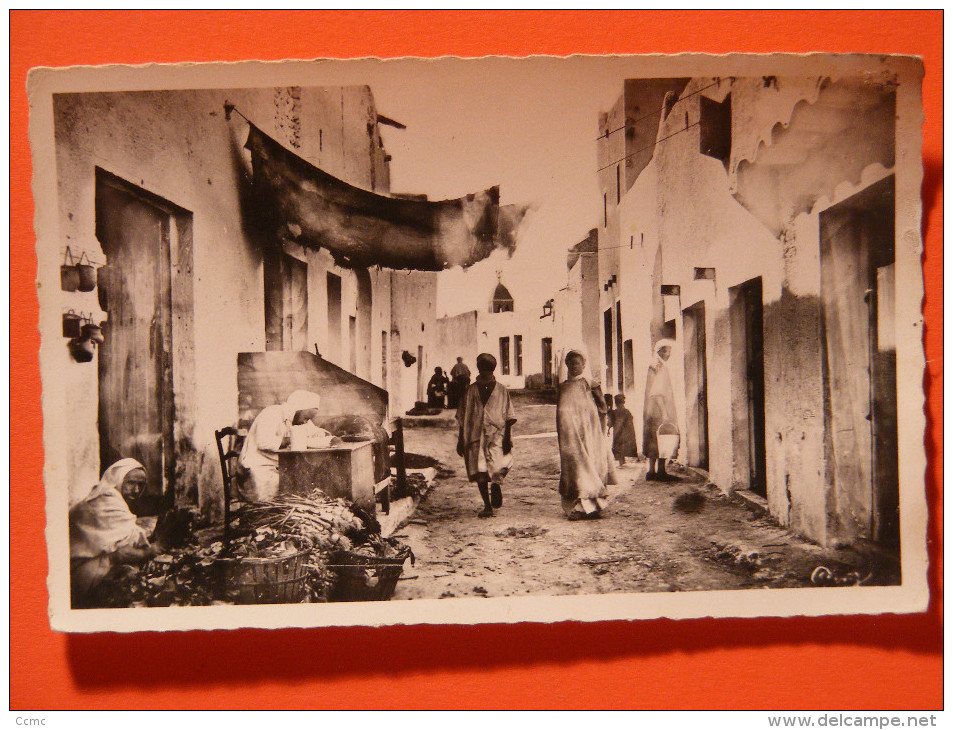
xmin=10 ymin=10 xmax=943 ymax=710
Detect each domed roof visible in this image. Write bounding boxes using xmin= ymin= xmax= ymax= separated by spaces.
xmin=490 ymin=281 xmax=514 ymax=313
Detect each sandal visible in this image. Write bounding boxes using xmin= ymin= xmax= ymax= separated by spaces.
xmin=478 ymin=506 xmax=494 ymax=518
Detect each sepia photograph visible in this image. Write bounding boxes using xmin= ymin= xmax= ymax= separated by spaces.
xmin=29 ymin=52 xmax=927 ymax=633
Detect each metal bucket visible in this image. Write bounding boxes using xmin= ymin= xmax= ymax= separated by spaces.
xmin=656 ymin=422 xmax=679 ymax=459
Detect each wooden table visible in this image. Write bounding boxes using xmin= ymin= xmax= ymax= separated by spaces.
xmin=277 ymin=441 xmax=375 ymax=510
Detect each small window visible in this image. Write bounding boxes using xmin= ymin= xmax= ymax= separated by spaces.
xmin=603 ymin=193 xmax=608 ymax=228
xmin=514 ymin=335 xmax=523 ymax=376
xmin=499 ymin=337 xmax=511 ymax=375
xmin=699 ymin=94 xmax=732 ymax=166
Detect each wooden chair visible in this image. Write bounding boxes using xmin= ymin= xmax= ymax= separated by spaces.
xmin=214 ymin=427 xmax=242 ymax=549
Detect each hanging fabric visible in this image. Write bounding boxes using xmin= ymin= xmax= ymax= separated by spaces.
xmin=244 ymin=123 xmax=526 ymax=271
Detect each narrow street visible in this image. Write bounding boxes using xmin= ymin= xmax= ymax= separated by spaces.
xmin=393 ymin=390 xmax=891 ymax=600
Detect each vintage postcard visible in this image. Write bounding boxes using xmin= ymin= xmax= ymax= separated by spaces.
xmin=28 ymin=53 xmax=927 ymax=633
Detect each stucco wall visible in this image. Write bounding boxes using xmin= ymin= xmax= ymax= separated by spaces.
xmin=605 ymin=76 xmax=898 ymax=546
xmin=49 ymin=85 xmax=420 ymax=515
xmin=389 ymin=270 xmax=438 ymax=414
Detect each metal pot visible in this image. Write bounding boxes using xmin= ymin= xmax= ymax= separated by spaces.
xmin=68 ymin=337 xmax=95 ymax=363
xmin=81 ymin=322 xmax=105 ymax=344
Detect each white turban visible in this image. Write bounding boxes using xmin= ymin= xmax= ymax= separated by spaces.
xmin=282 ymin=390 xmax=322 ymax=420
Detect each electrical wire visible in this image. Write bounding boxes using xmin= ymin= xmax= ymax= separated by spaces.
xmin=594 ymin=81 xmax=719 ymax=141
xmin=597 ymin=121 xmax=700 ymax=173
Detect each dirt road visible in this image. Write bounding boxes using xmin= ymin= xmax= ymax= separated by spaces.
xmin=392 ymin=390 xmax=892 ymax=601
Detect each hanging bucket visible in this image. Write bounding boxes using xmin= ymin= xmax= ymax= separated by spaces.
xmin=76 ymin=251 xmax=97 ymax=292
xmin=60 ymin=247 xmax=79 ymax=292
xmin=656 ymin=421 xmax=679 ymax=459
xmin=62 ymin=310 xmax=82 ymax=338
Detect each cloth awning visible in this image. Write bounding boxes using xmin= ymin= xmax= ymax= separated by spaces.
xmin=245 ymin=124 xmax=526 ymax=271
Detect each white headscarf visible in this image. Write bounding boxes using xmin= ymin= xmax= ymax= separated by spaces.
xmin=653 ymin=338 xmax=677 ymax=360
xmin=282 ymin=390 xmax=322 ymax=420
xmin=558 ymin=344 xmax=599 ymax=386
xmin=70 ymin=458 xmax=148 ymax=558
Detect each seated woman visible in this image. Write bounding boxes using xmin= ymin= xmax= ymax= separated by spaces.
xmin=238 ymin=390 xmax=334 ymax=502
xmin=69 ymin=458 xmax=156 ymax=608
xmin=427 ymin=367 xmax=450 ymax=409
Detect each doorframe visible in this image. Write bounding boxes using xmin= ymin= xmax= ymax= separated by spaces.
xmin=95 ymin=167 xmax=194 ymax=507
xmin=729 ymin=277 xmax=767 ymax=496
xmin=682 ymin=300 xmax=710 ymax=470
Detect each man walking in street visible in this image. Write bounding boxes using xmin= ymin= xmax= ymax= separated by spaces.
xmin=456 ymin=353 xmax=516 ymax=518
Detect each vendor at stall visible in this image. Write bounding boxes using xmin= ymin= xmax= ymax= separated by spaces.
xmin=69 ymin=458 xmax=156 ymax=608
xmin=239 ymin=390 xmax=335 ymax=501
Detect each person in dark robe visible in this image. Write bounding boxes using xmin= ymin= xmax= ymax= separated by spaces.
xmin=456 ymin=353 xmax=516 ymax=518
xmin=611 ymin=393 xmax=639 ymax=467
xmin=604 ymin=392 xmax=615 ymax=437
xmin=447 ymin=356 xmax=472 ymax=409
xmin=557 ymin=350 xmax=614 ymax=520
xmin=426 ymin=366 xmax=450 ymax=409
xmin=643 ymin=339 xmax=680 ymax=481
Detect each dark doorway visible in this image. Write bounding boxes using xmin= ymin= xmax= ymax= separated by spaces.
xmin=730 ymin=277 xmax=767 ymax=496
xmin=95 ymin=170 xmax=180 ymax=514
xmin=820 ymin=175 xmax=898 ymax=544
xmin=541 ymin=337 xmax=553 ymax=386
xmin=326 ymin=272 xmax=342 ymax=362
xmin=682 ymin=301 xmax=710 ymax=470
xmin=623 ymin=339 xmax=635 ymax=390
xmin=348 ymin=316 xmax=358 ymax=372
xmin=603 ymin=307 xmax=613 ymax=387
xmin=514 ymin=334 xmax=523 ymax=377
xmin=615 ymin=301 xmax=624 ymax=392
xmin=499 ymin=336 xmax=511 ymax=376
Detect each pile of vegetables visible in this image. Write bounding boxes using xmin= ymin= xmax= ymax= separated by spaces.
xmin=90 ymin=490 xmax=409 ymax=608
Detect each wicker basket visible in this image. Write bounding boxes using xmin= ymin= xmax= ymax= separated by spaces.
xmin=328 ymin=546 xmax=414 ymax=602
xmin=216 ymin=548 xmax=310 ymax=605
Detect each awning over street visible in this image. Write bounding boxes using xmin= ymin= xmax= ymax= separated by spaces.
xmin=245 ymin=124 xmax=526 ymax=271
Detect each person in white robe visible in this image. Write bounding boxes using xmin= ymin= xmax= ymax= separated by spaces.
xmin=456 ymin=353 xmax=516 ymax=518
xmin=69 ymin=458 xmax=155 ymax=607
xmin=239 ymin=390 xmax=333 ymax=501
xmin=557 ymin=350 xmax=616 ymax=520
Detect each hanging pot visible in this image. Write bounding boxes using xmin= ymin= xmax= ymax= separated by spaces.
xmin=81 ymin=320 xmax=105 ymax=344
xmin=68 ymin=337 xmax=95 ymax=363
xmin=76 ymin=251 xmax=96 ymax=292
xmin=60 ymin=246 xmax=79 ymax=292
xmin=62 ymin=310 xmax=82 ymax=338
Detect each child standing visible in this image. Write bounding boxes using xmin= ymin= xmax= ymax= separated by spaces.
xmin=611 ymin=394 xmax=639 ymax=467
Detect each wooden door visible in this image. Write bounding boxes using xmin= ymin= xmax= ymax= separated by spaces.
xmin=264 ymin=251 xmax=307 ymax=351
xmin=95 ymin=172 xmax=173 ymax=514
xmin=820 ymin=176 xmax=897 ymax=543
xmin=682 ymin=301 xmax=710 ymax=470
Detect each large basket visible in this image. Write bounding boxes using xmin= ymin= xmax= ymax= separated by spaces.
xmin=327 ymin=546 xmax=414 ymax=602
xmin=216 ymin=548 xmax=310 ymax=605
